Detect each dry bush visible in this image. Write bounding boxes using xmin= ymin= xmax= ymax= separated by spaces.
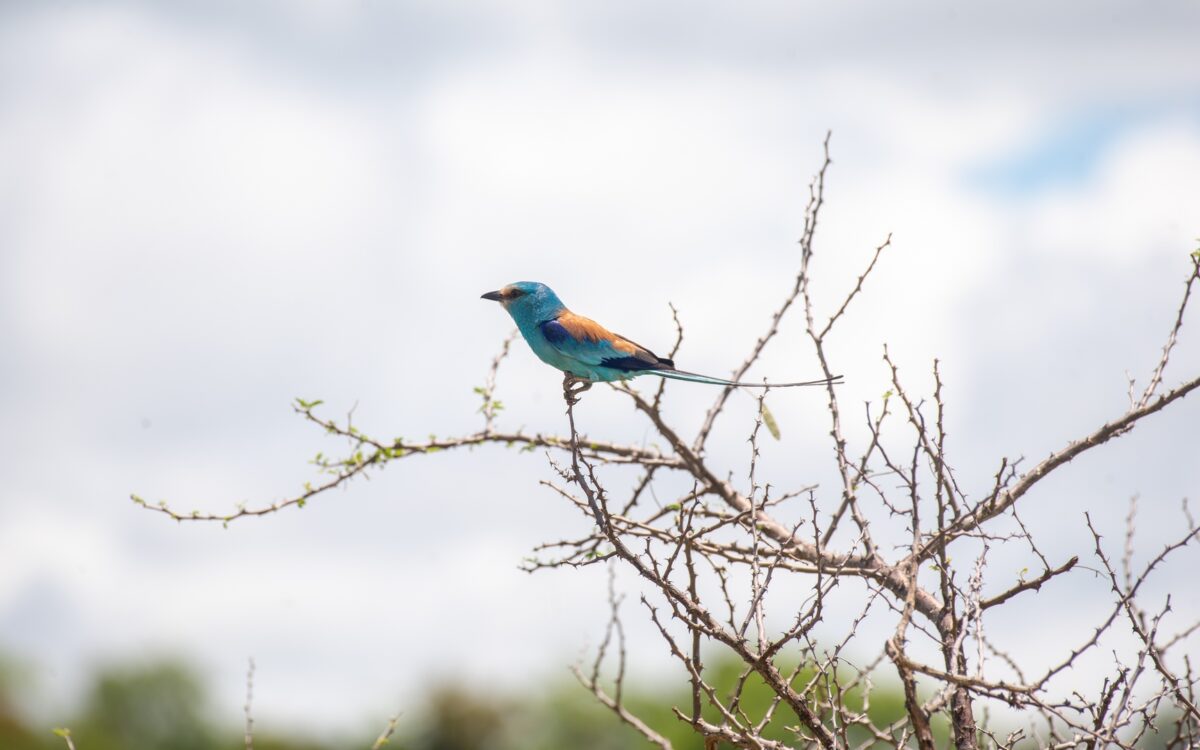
xmin=139 ymin=139 xmax=1200 ymax=750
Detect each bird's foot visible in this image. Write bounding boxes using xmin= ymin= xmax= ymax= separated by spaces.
xmin=562 ymin=375 xmax=593 ymax=407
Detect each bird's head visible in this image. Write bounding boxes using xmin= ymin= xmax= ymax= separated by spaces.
xmin=481 ymin=281 xmax=565 ymax=321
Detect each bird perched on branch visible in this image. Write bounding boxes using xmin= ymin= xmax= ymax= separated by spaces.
xmin=481 ymin=281 xmax=841 ymax=403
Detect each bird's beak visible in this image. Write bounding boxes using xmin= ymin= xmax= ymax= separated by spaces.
xmin=480 ymin=290 xmax=504 ymax=301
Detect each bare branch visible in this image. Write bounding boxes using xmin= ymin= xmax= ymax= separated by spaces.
xmin=980 ymin=556 xmax=1079 ymax=611
xmin=370 ymin=713 xmax=402 ymax=750
xmin=1137 ymin=254 xmax=1200 ymax=408
xmin=916 ymin=372 xmax=1200 ymax=560
xmin=244 ymin=657 xmax=255 ymax=750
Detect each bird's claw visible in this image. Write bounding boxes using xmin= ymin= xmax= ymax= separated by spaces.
xmin=562 ymin=375 xmax=593 ymax=407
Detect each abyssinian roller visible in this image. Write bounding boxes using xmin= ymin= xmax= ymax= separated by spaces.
xmin=481 ymin=281 xmax=841 ymax=399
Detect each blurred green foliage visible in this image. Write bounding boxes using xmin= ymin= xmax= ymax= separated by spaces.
xmin=74 ymin=662 xmax=216 ymax=750
xmin=12 ymin=650 xmax=1185 ymax=749
xmin=0 ymin=650 xmax=917 ymax=750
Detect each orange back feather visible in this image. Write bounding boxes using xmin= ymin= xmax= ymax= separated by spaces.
xmin=556 ymin=311 xmax=663 ymax=365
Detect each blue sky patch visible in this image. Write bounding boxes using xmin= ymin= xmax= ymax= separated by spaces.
xmin=965 ymin=103 xmax=1199 ymax=196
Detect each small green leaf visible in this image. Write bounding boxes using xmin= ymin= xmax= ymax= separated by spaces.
xmin=760 ymin=402 xmax=781 ymax=440
xmin=665 ymin=503 xmax=681 ymax=511
xmin=52 ymin=728 xmax=72 ymax=738
xmin=882 ymin=389 xmax=894 ymax=400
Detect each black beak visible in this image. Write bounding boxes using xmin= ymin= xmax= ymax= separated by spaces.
xmin=481 ymin=290 xmax=504 ymax=301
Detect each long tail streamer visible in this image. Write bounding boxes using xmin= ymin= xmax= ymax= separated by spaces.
xmin=650 ymin=369 xmax=842 ymax=388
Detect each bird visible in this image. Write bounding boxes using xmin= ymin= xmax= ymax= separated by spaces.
xmin=481 ymin=281 xmax=841 ymax=402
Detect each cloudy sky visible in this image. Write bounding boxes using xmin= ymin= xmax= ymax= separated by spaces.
xmin=2 ymin=0 xmax=1199 ymax=735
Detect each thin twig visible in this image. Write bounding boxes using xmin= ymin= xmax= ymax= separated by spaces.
xmin=244 ymin=657 xmax=255 ymax=750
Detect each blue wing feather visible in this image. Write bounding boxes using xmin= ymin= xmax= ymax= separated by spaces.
xmin=541 ymin=319 xmax=572 ymax=345
xmin=537 ymin=319 xmax=612 ymax=367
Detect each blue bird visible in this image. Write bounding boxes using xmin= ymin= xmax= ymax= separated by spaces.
xmin=481 ymin=281 xmax=840 ymax=401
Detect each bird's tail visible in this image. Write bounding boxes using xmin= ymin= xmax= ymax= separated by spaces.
xmin=649 ymin=369 xmax=842 ymax=388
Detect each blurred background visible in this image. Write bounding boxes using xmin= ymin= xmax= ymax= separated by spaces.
xmin=1 ymin=0 xmax=1198 ymax=747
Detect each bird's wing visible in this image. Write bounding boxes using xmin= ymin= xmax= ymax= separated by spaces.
xmin=540 ymin=311 xmax=841 ymax=387
xmin=540 ymin=311 xmax=672 ymax=373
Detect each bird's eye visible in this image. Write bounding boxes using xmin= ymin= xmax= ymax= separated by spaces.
xmin=505 ymin=288 xmax=526 ymax=299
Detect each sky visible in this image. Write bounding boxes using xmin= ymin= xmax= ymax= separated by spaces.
xmin=1 ymin=0 xmax=1199 ymax=737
